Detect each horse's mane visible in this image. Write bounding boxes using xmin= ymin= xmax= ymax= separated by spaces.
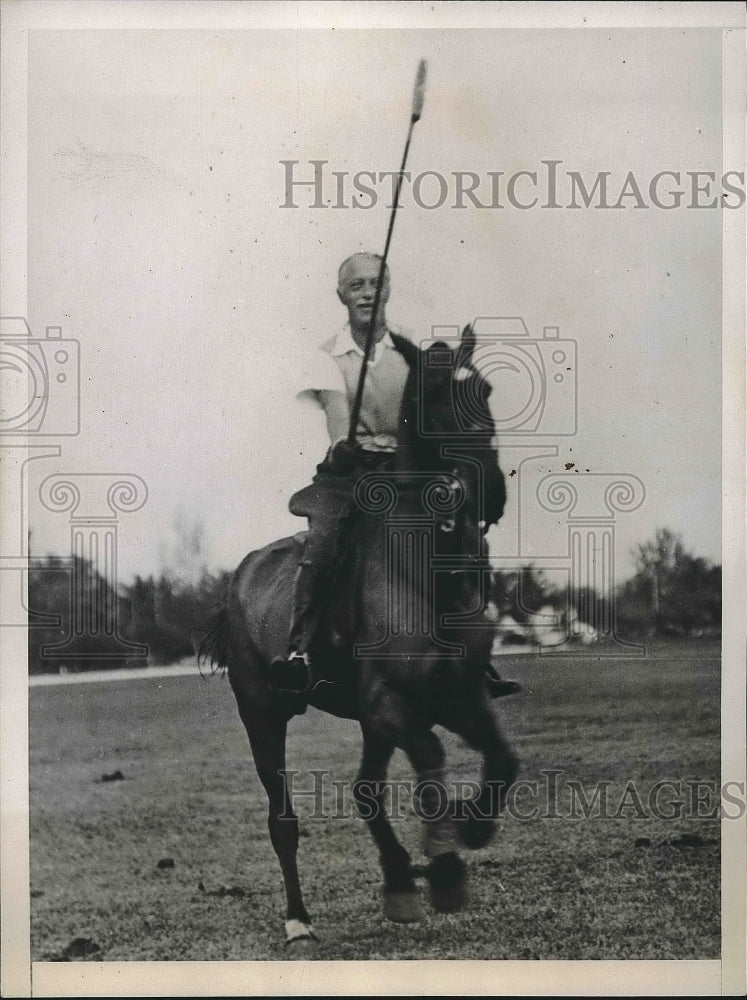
xmin=390 ymin=330 xmax=421 ymax=367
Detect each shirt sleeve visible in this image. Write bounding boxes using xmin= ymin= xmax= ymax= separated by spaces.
xmin=294 ymin=348 xmax=346 ymax=404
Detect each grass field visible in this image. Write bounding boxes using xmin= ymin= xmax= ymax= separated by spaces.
xmin=29 ymin=641 xmax=720 ymax=961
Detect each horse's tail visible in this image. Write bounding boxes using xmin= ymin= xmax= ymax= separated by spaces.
xmin=197 ymin=605 xmax=232 ymax=676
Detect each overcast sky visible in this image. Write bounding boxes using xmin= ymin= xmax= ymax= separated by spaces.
xmin=24 ymin=23 xmax=726 ymax=586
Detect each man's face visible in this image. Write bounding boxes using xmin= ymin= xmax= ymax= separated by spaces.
xmin=337 ymin=255 xmax=390 ymax=329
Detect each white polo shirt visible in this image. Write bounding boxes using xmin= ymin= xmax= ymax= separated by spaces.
xmin=300 ymin=324 xmax=411 ymax=452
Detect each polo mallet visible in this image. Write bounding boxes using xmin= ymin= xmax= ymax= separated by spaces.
xmin=346 ymin=59 xmax=428 ymax=444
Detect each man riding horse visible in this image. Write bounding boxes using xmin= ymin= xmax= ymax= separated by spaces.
xmin=271 ymin=251 xmax=520 ymax=702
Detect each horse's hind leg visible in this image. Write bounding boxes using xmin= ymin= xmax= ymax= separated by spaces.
xmin=231 ymin=679 xmax=314 ymax=949
xmin=355 ymin=730 xmax=423 ymax=923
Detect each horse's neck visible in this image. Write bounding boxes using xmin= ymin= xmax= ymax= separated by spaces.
xmin=394 ymin=407 xmax=446 ymax=477
xmin=394 ymin=445 xmax=446 ymax=479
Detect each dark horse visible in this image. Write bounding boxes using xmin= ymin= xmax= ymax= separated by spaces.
xmin=200 ymin=325 xmax=519 ymax=948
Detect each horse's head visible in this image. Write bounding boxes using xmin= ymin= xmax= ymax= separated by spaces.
xmin=393 ymin=325 xmax=494 ymax=446
xmin=392 ymin=325 xmax=506 ymax=532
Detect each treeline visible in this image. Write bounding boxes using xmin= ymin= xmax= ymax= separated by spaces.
xmin=617 ymin=528 xmax=721 ymax=637
xmin=28 ymin=527 xmax=720 ymax=673
xmin=27 ymin=556 xmax=230 ymax=674
xmin=489 ymin=528 xmax=721 ymax=640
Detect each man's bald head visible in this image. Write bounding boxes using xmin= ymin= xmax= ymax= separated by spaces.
xmin=337 ymin=252 xmax=388 ymax=289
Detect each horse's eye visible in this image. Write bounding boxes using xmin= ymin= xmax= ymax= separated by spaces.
xmin=454 ymin=367 xmax=471 ymax=382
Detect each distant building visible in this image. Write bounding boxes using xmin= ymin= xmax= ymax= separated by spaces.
xmin=490 ymin=602 xmax=597 ymax=653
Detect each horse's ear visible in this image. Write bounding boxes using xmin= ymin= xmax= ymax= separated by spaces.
xmin=425 ymin=341 xmax=456 ymax=376
xmin=457 ymin=324 xmax=476 ymax=366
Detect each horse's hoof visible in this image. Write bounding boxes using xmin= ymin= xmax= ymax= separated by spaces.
xmin=285 ymin=936 xmax=317 ymax=958
xmin=426 ymin=852 xmax=468 ymax=913
xmin=383 ymin=889 xmax=423 ymax=923
xmin=284 ymin=919 xmax=317 ymax=951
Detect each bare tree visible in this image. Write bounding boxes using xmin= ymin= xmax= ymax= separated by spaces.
xmin=159 ymin=508 xmax=209 ymax=589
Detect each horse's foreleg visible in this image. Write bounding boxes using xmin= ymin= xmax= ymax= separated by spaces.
xmin=363 ymin=682 xmax=468 ymax=913
xmin=439 ymin=694 xmax=519 ymax=849
xmin=232 ymin=686 xmax=315 ymax=948
xmin=355 ymin=730 xmax=423 ymax=922
xmin=403 ymin=728 xmax=468 ymax=913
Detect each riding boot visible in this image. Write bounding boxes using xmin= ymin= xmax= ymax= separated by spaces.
xmin=270 ymin=513 xmax=340 ymax=696
xmin=288 ymin=556 xmax=322 ymax=665
xmin=268 ymin=560 xmax=318 ymax=694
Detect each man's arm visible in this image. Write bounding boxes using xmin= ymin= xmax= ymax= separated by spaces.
xmin=319 ymin=389 xmax=350 ymax=445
